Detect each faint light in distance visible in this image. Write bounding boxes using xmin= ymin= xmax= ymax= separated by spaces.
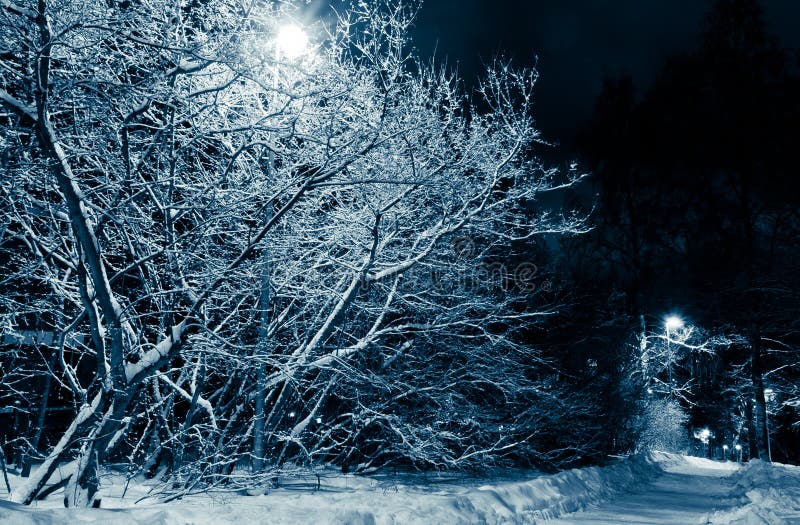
xmin=665 ymin=316 xmax=684 ymax=330
xmin=694 ymin=427 xmax=712 ymax=444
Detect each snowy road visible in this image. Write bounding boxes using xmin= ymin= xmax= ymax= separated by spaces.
xmin=547 ymin=456 xmax=739 ymax=524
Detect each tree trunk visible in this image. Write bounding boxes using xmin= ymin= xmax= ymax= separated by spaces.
xmin=65 ymin=391 xmax=131 ymax=507
xmin=252 ymin=263 xmax=271 ymax=473
xmin=173 ymin=359 xmax=206 ymax=483
xmin=10 ymin=391 xmax=103 ymax=504
xmin=21 ymin=351 xmax=57 ymax=477
xmin=252 ymin=150 xmax=274 ymax=474
xmin=0 ymin=447 xmax=11 ymax=493
xmin=745 ymin=396 xmax=758 ymax=460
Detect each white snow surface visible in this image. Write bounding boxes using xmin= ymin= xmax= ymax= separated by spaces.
xmin=702 ymin=458 xmax=800 ymax=525
xmin=0 ymin=453 xmax=798 ymax=524
xmin=547 ymin=452 xmax=742 ymax=524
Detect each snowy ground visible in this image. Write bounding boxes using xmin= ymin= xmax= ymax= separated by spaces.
xmin=548 ymin=453 xmax=741 ymax=524
xmin=702 ymin=459 xmax=800 ymax=525
xmin=1 ymin=453 xmax=799 ymax=524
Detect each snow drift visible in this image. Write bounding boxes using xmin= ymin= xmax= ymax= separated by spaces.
xmin=703 ymin=458 xmax=800 ymax=525
xmin=0 ymin=453 xmax=663 ymax=524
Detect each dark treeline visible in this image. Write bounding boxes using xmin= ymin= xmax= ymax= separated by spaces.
xmin=547 ymin=0 xmax=800 ymax=463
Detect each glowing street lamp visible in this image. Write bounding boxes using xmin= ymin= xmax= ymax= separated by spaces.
xmin=723 ymin=444 xmax=729 ymax=460
xmin=694 ymin=427 xmax=712 ymax=458
xmin=695 ymin=428 xmax=711 ymax=443
xmin=665 ymin=316 xmax=684 ymax=331
xmin=275 ymin=24 xmax=310 ymax=61
xmin=735 ymin=443 xmax=742 ymax=462
xmin=267 ymin=22 xmax=311 ymax=106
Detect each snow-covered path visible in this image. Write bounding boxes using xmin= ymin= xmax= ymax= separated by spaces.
xmin=548 ymin=456 xmax=739 ymax=524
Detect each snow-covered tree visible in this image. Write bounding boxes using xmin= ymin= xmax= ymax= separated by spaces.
xmin=636 ymin=397 xmax=689 ymax=453
xmin=0 ymin=0 xmax=585 ymax=505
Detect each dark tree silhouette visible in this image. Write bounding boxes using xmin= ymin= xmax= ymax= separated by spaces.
xmin=572 ymin=0 xmax=800 ymax=461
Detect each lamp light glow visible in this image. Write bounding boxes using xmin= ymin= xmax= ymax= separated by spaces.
xmin=694 ymin=427 xmax=712 ymax=444
xmin=665 ymin=316 xmax=684 ymax=330
xmin=275 ymin=24 xmax=309 ymax=60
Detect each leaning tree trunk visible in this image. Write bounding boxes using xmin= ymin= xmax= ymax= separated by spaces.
xmin=64 ymin=389 xmax=132 ymax=507
xmin=10 ymin=392 xmax=104 ymax=504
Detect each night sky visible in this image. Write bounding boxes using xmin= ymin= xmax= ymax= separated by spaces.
xmin=407 ymin=0 xmax=800 ymax=144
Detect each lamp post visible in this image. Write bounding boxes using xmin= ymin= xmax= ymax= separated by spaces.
xmin=252 ymin=23 xmax=311 ymax=473
xmin=723 ymin=444 xmax=729 ymax=461
xmin=735 ymin=444 xmax=742 ymax=462
xmin=764 ymin=388 xmax=774 ymax=462
xmin=665 ymin=316 xmax=684 ymax=400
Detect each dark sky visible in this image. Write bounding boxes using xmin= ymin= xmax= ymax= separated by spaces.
xmin=408 ymin=1 xmax=800 ymax=145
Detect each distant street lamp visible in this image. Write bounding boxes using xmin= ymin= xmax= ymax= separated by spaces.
xmin=735 ymin=443 xmax=742 ymax=462
xmin=664 ymin=316 xmax=684 ymax=400
xmin=694 ymin=427 xmax=712 ymax=457
xmin=723 ymin=444 xmax=729 ymax=460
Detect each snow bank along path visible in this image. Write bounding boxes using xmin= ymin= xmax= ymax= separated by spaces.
xmin=702 ymin=458 xmax=800 ymax=524
xmin=0 ymin=453 xmax=659 ymax=524
xmin=2 ymin=453 xmax=798 ymax=524
xmin=549 ymin=452 xmax=741 ymax=524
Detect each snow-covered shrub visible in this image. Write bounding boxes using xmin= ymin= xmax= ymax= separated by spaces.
xmin=636 ymin=398 xmax=689 ymax=453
